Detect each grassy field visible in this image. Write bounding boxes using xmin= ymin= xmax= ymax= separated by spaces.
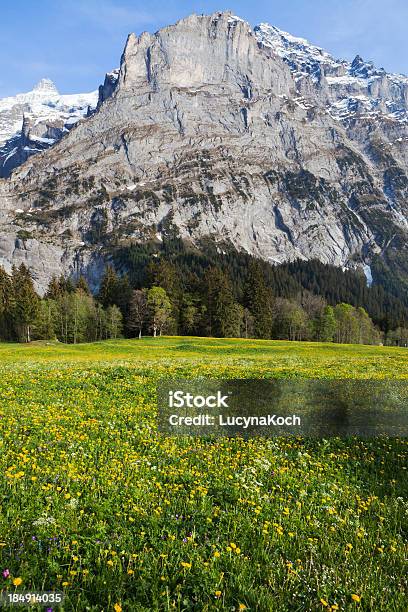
xmin=0 ymin=337 xmax=407 ymax=611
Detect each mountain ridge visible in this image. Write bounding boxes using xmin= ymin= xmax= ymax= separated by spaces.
xmin=0 ymin=10 xmax=407 ymax=296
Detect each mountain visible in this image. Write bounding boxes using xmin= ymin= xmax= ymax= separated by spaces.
xmin=0 ymin=11 xmax=408 ymax=296
xmin=0 ymin=79 xmax=98 ymax=178
xmin=255 ymin=24 xmax=408 ymax=134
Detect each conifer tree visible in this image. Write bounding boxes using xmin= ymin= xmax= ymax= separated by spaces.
xmin=45 ymin=276 xmax=63 ymax=301
xmin=205 ymin=268 xmax=241 ymax=337
xmin=76 ymin=275 xmax=91 ymax=295
xmin=11 ymin=264 xmax=39 ymax=342
xmin=98 ymin=266 xmax=119 ymax=307
xmin=0 ymin=266 xmax=14 ymax=340
xmin=244 ymin=261 xmax=274 ymax=339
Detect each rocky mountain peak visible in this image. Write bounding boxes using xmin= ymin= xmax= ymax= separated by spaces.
xmin=117 ymin=11 xmax=259 ymax=92
xmin=32 ymin=78 xmax=59 ymax=95
xmin=349 ymin=54 xmax=383 ymax=78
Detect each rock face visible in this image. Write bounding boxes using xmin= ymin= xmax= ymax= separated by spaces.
xmin=0 ymin=11 xmax=408 ymax=293
xmin=0 ymin=79 xmax=98 ymax=178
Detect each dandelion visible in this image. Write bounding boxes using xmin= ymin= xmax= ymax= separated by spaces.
xmin=180 ymin=562 xmax=191 ymax=569
xmin=215 ymin=590 xmax=222 ymax=598
xmin=213 ymin=551 xmax=220 ymax=558
xmin=320 ymin=599 xmax=329 ymax=607
xmin=351 ymin=594 xmax=361 ymax=603
xmin=238 ymin=604 xmax=247 ymax=611
xmin=114 ymin=604 xmax=122 ymax=612
xmin=12 ymin=577 xmax=22 ymax=587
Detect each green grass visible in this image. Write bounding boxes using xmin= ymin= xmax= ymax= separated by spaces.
xmin=0 ymin=337 xmax=407 ymax=611
xmin=1 ymin=336 xmax=408 ymax=378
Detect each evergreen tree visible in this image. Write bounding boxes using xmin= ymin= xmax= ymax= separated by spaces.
xmin=115 ymin=273 xmax=133 ymax=320
xmin=45 ymin=276 xmax=63 ymax=301
xmin=244 ymin=261 xmax=274 ymax=339
xmin=58 ymin=275 xmax=75 ymax=294
xmin=33 ymin=299 xmax=58 ymax=340
xmin=11 ymin=264 xmax=39 ymax=342
xmin=98 ymin=266 xmax=119 ymax=307
xmin=0 ymin=266 xmax=14 ymax=340
xmin=76 ymin=275 xmax=91 ymax=295
xmin=205 ymin=268 xmax=241 ymax=337
xmin=180 ymin=293 xmax=200 ymax=335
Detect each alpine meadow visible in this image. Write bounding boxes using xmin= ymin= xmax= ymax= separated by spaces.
xmin=0 ymin=337 xmax=407 ymax=611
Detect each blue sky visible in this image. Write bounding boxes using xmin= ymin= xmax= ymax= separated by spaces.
xmin=1 ymin=0 xmax=408 ymax=97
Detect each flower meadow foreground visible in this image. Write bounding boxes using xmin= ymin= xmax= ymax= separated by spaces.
xmin=0 ymin=337 xmax=407 ymax=611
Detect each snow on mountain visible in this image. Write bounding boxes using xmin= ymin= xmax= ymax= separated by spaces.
xmin=254 ymin=23 xmax=344 ymax=83
xmin=0 ymin=79 xmax=98 ymax=177
xmin=254 ymin=23 xmax=408 ymax=125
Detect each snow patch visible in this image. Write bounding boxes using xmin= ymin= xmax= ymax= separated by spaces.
xmin=362 ymin=264 xmax=373 ymax=287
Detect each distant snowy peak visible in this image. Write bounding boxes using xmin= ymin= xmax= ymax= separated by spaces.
xmin=32 ymin=78 xmax=59 ymax=94
xmin=0 ymin=79 xmax=98 ymax=142
xmin=0 ymin=79 xmax=98 ymax=177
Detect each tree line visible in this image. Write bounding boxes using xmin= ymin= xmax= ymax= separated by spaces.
xmin=0 ymin=255 xmax=406 ymax=346
xmin=0 ymin=264 xmax=123 ymax=343
xmin=115 ymin=239 xmax=408 ymax=332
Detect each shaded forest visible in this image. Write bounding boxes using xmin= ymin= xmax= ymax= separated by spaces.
xmin=1 ymin=238 xmax=407 ymax=345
